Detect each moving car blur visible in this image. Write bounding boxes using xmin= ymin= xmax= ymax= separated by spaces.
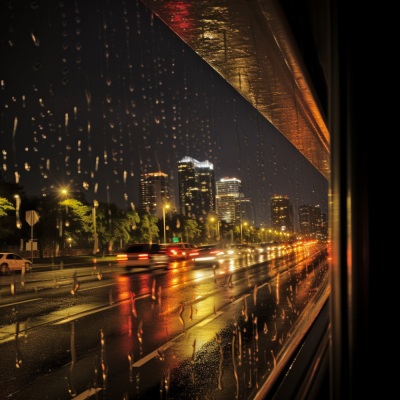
xmin=190 ymin=244 xmax=226 ymax=264
xmin=159 ymin=242 xmax=196 ymax=260
xmin=115 ymin=243 xmax=169 ymax=270
xmin=225 ymin=243 xmax=256 ymax=256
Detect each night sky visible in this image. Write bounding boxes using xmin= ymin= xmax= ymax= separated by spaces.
xmin=0 ymin=0 xmax=328 ymax=228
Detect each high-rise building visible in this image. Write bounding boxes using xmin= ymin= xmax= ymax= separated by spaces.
xmin=138 ymin=171 xmax=169 ymax=218
xmin=270 ymin=195 xmax=294 ymax=233
xmin=216 ymin=177 xmax=241 ymax=223
xmin=299 ymin=204 xmax=328 ymax=239
xmin=237 ymin=195 xmax=254 ymax=226
xmin=177 ymin=156 xmax=215 ymax=221
xmin=299 ymin=204 xmax=321 ymax=236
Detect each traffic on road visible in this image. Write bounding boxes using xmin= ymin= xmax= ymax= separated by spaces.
xmin=0 ymin=240 xmax=329 ymax=399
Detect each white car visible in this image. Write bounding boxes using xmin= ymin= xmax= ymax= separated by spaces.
xmin=0 ymin=253 xmax=32 ymax=274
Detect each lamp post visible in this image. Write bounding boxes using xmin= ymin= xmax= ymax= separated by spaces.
xmin=162 ymin=204 xmax=170 ymax=243
xmin=209 ymin=217 xmax=215 ymax=241
xmin=210 ymin=216 xmax=220 ymax=241
xmin=56 ymin=188 xmax=68 ymax=257
xmin=241 ymin=221 xmax=247 ymax=243
xmin=93 ymin=200 xmax=99 ymax=255
xmin=14 ymin=194 xmax=22 ymax=229
xmin=239 ymin=200 xmax=243 ymax=243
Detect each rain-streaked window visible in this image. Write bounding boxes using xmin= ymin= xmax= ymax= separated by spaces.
xmin=0 ymin=1 xmax=329 ymax=399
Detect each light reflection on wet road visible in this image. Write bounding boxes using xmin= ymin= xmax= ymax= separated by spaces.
xmin=0 ymin=242 xmax=328 ymax=399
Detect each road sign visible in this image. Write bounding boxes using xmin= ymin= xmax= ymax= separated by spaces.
xmin=26 ymin=210 xmax=39 ymax=226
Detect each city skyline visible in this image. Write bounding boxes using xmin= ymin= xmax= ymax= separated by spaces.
xmin=0 ymin=0 xmax=328 ymax=227
xmin=137 ymin=160 xmax=325 ymax=235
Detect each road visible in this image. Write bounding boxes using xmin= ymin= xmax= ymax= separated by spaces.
xmin=0 ymin=243 xmax=329 ymax=399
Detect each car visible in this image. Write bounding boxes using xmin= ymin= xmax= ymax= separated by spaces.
xmin=0 ymin=252 xmax=33 ymax=274
xmin=115 ymin=243 xmax=169 ymax=270
xmin=225 ymin=243 xmax=256 ymax=256
xmin=190 ymin=244 xmax=226 ymax=264
xmin=160 ymin=243 xmax=196 ymax=260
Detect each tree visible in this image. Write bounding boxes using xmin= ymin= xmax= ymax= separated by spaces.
xmin=0 ymin=178 xmax=24 ymax=244
xmin=137 ymin=213 xmax=160 ymax=243
xmin=0 ymin=197 xmax=15 ymax=241
xmin=95 ymin=203 xmax=140 ymax=252
xmin=60 ymin=199 xmax=93 ymax=248
xmin=181 ymin=217 xmax=201 ymax=243
xmin=0 ymin=197 xmax=14 ymax=217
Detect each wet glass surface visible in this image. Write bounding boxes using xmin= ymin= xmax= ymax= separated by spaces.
xmin=0 ymin=1 xmax=330 ymax=398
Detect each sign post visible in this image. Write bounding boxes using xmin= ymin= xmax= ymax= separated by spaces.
xmin=25 ymin=210 xmax=40 ymax=263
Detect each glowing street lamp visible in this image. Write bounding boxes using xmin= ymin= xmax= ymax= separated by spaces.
xmin=93 ymin=200 xmax=99 ymax=255
xmin=216 ymin=219 xmax=221 ymax=241
xmin=241 ymin=221 xmax=248 ymax=243
xmin=210 ymin=216 xmax=220 ymax=241
xmin=56 ymin=188 xmax=68 ymax=256
xmin=162 ymin=204 xmax=170 ymax=243
xmin=59 ymin=189 xmax=68 ymax=238
xmin=209 ymin=217 xmax=215 ymax=240
xmin=14 ymin=194 xmax=22 ymax=229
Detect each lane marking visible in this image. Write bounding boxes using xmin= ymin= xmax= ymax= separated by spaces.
xmin=133 ymin=342 xmax=174 ymax=367
xmin=197 ymin=310 xmax=224 ymax=326
xmin=78 ymin=282 xmax=115 ymax=291
xmin=231 ymin=293 xmax=251 ymax=305
xmin=53 ymin=302 xmax=123 ymax=324
xmin=0 ymin=335 xmax=16 ymax=344
xmin=132 ymin=311 xmax=224 ymax=367
xmin=53 ymin=293 xmax=152 ymax=325
xmin=74 ymin=388 xmax=102 ymax=399
xmin=0 ymin=297 xmax=42 ymax=308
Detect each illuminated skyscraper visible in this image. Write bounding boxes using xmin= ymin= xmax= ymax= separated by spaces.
xmin=270 ymin=195 xmax=294 ymax=233
xmin=299 ymin=204 xmax=328 ymax=239
xmin=177 ymin=156 xmax=215 ymax=222
xmin=216 ymin=177 xmax=241 ymax=223
xmin=139 ymin=171 xmax=170 ymax=218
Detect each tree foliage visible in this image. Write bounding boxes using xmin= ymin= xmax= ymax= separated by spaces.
xmin=1 ymin=178 xmax=232 ymax=253
xmin=0 ymin=197 xmax=14 ymax=217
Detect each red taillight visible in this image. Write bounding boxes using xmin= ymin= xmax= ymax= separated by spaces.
xmin=138 ymin=253 xmax=149 ymax=260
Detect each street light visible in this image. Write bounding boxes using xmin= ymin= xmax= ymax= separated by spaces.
xmin=162 ymin=204 xmax=170 ymax=243
xmin=241 ymin=221 xmax=248 ymax=243
xmin=93 ymin=200 xmax=99 ymax=255
xmin=56 ymin=188 xmax=68 ymax=257
xmin=14 ymin=194 xmax=22 ymax=229
xmin=209 ymin=217 xmax=215 ymax=241
xmin=210 ymin=216 xmax=220 ymax=241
